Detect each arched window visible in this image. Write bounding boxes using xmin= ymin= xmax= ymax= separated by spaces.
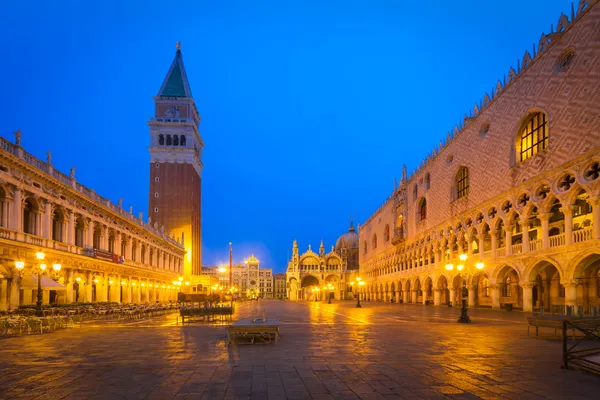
xmin=23 ymin=198 xmax=39 ymax=235
xmin=173 ymin=135 xmax=179 ymax=146
xmin=372 ymin=234 xmax=378 ymax=249
xmin=180 ymin=135 xmax=186 ymax=146
xmin=0 ymin=186 xmax=8 ymax=228
xmin=131 ymin=242 xmax=137 ymax=261
xmin=52 ymin=208 xmax=65 ymax=242
xmin=120 ymin=239 xmax=127 ymax=257
xmin=503 ymin=277 xmax=512 ymax=297
xmin=384 ymin=225 xmax=390 ymax=242
xmin=149 ymin=248 xmax=154 ymax=266
xmin=413 ymin=185 xmax=418 ymax=200
xmin=158 ymin=134 xmax=165 ymax=145
xmin=108 ymin=232 xmax=115 ymax=253
xmin=456 ymin=167 xmax=470 ymax=199
xmin=418 ymin=198 xmax=427 ymax=221
xmin=363 ymin=241 xmax=367 ymax=255
xmin=166 ymin=135 xmax=172 ymax=145
xmin=74 ymin=218 xmax=85 ymax=247
xmin=141 ymin=245 xmax=146 ymax=264
xmin=93 ymin=225 xmax=102 ymax=249
xmin=519 ymin=112 xmax=548 ymax=162
xmin=424 ymin=173 xmax=430 ymax=190
xmin=482 ymin=278 xmax=490 ymax=297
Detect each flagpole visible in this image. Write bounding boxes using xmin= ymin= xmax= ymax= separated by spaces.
xmin=229 ymin=242 xmax=233 ymax=288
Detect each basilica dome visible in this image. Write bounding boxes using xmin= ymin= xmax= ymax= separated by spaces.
xmin=335 ymin=223 xmax=359 ymax=251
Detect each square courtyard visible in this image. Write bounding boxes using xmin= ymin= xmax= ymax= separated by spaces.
xmin=1 ymin=300 xmax=599 ymax=399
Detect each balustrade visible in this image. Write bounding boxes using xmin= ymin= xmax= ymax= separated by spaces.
xmin=495 ymin=247 xmax=505 ymax=258
xmin=529 ymin=239 xmax=542 ymax=251
xmin=572 ymin=227 xmax=592 ymax=244
xmin=511 ymin=243 xmax=522 ymax=254
xmin=549 ymin=233 xmax=566 ymax=248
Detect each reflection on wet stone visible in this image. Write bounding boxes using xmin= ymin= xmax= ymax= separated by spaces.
xmin=1 ymin=301 xmax=600 ymax=399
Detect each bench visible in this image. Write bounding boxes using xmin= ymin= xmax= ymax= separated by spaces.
xmin=527 ymin=316 xmax=575 ymax=338
xmin=228 ymin=318 xmax=280 ymax=345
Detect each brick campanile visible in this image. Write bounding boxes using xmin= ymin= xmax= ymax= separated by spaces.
xmin=148 ymin=43 xmax=203 ymax=278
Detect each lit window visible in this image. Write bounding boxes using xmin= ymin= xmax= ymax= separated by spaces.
xmin=154 ymin=177 xmax=159 ymax=182
xmin=456 ymin=167 xmax=469 ymax=199
xmin=154 ymin=192 xmax=159 ymax=198
xmin=520 ymin=112 xmax=548 ymax=162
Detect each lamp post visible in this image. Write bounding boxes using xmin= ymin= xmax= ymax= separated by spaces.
xmin=349 ymin=277 xmax=365 ymax=308
xmin=15 ymin=252 xmax=61 ymax=317
xmin=445 ymin=253 xmax=484 ymax=324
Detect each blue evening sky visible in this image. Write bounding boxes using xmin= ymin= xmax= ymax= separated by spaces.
xmin=1 ymin=0 xmax=572 ymax=272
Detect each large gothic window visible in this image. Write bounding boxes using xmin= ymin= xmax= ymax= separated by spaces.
xmin=173 ymin=135 xmax=179 ymax=146
xmin=418 ymin=198 xmax=427 ymax=221
xmin=158 ymin=134 xmax=165 ymax=145
xmin=456 ymin=166 xmax=470 ymax=199
xmin=519 ymin=112 xmax=548 ymax=162
xmin=372 ymin=234 xmax=378 ymax=249
xmin=180 ymin=135 xmax=186 ymax=146
xmin=166 ymin=135 xmax=172 ymax=146
xmin=384 ymin=225 xmax=390 ymax=242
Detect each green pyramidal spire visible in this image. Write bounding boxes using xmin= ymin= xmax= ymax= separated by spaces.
xmin=157 ymin=42 xmax=193 ymax=98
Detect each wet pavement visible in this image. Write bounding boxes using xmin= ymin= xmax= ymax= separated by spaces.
xmin=1 ymin=300 xmax=599 ymax=399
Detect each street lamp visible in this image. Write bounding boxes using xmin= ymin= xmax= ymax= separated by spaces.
xmin=349 ymin=277 xmax=366 ymax=308
xmin=17 ymin=252 xmax=61 ymax=317
xmin=445 ymin=253 xmax=484 ymax=323
xmin=326 ymin=283 xmax=334 ymax=304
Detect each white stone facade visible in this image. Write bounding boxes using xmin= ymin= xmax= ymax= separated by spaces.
xmin=0 ymin=135 xmax=185 ymax=310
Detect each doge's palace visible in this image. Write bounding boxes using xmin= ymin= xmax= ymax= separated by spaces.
xmin=0 ymin=133 xmax=185 ymax=310
xmin=358 ymin=1 xmax=600 ymax=313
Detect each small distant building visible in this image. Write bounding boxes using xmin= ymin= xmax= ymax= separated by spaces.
xmin=273 ymin=274 xmax=287 ymax=299
xmin=201 ymin=254 xmax=274 ymax=299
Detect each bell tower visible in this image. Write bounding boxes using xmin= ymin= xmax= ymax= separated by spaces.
xmin=148 ymin=43 xmax=203 ymax=278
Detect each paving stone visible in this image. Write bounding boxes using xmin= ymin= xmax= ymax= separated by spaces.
xmin=2 ymin=301 xmax=600 ymax=400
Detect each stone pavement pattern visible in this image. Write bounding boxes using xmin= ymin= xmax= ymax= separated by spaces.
xmin=1 ymin=301 xmax=599 ymax=399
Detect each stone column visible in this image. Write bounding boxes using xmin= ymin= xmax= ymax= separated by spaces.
xmin=491 ymin=285 xmax=500 ymax=309
xmin=85 ymin=273 xmax=93 ymax=302
xmin=478 ymin=234 xmax=484 ymax=259
xmin=65 ymin=270 xmax=74 ymax=303
xmin=42 ymin=200 xmax=52 ymax=238
xmin=433 ymin=289 xmax=441 ymax=306
xmin=136 ymin=283 xmax=141 ymax=303
xmin=564 ymin=283 xmax=577 ymax=307
xmin=490 ymin=230 xmax=497 ymax=259
xmin=522 ymin=283 xmax=533 ymax=312
xmin=114 ymin=232 xmax=122 ymax=255
xmin=468 ymin=286 xmax=476 ymax=307
xmin=591 ymin=197 xmax=600 ymax=240
xmin=395 ymin=290 xmax=401 ymax=303
xmin=9 ymin=274 xmax=20 ymax=310
xmin=0 ymin=279 xmax=8 ymax=310
xmin=449 ymin=288 xmax=456 ymax=306
xmin=562 ymin=206 xmax=574 ymax=246
xmin=10 ymin=186 xmax=22 ymax=232
xmin=505 ymin=225 xmax=513 ymax=256
xmin=99 ymin=276 xmax=108 ymax=302
xmin=67 ymin=211 xmax=75 ymax=245
xmin=410 ymin=290 xmax=417 ymax=304
xmin=521 ymin=218 xmax=530 ymax=253
xmin=101 ymin=225 xmax=108 ymax=250
xmin=402 ymin=290 xmax=408 ymax=304
xmin=127 ymin=279 xmax=133 ymax=304
xmin=540 ymin=213 xmax=550 ymax=249
xmin=86 ymin=220 xmax=94 ymax=248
